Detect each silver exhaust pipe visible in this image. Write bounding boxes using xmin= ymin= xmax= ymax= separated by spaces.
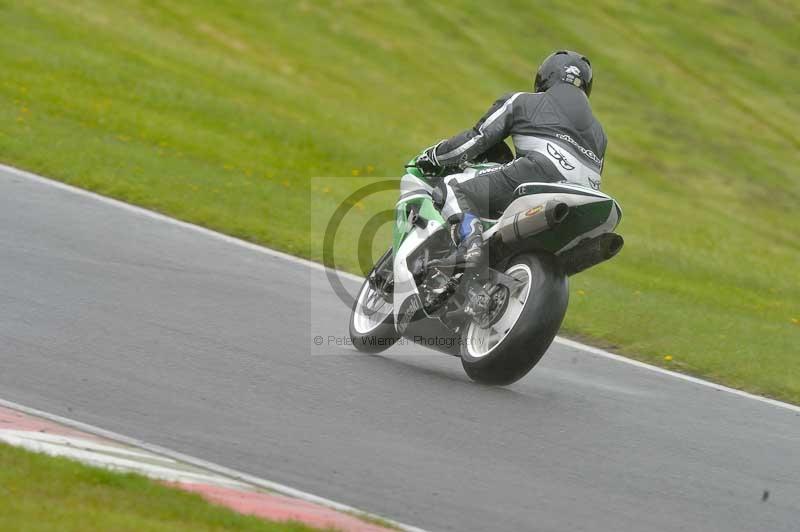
xmin=498 ymin=199 xmax=570 ymax=244
xmin=546 ymin=200 xmax=570 ymax=227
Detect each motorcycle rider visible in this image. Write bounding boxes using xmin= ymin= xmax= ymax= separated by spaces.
xmin=416 ymin=50 xmax=606 ymax=267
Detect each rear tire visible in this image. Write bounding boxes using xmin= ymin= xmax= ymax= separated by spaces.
xmin=348 ymin=250 xmax=400 ymax=353
xmin=460 ymin=252 xmax=568 ymax=385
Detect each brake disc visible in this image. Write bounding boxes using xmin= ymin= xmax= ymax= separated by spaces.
xmin=474 ymin=284 xmax=510 ymax=329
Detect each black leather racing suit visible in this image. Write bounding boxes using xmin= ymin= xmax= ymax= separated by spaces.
xmin=430 ymin=83 xmax=607 ymax=222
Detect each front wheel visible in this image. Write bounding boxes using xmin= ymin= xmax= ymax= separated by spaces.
xmin=460 ymin=253 xmax=568 ymax=385
xmin=348 ymin=250 xmax=400 ymax=353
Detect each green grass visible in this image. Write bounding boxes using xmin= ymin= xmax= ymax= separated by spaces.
xmin=0 ymin=1 xmax=798 ymax=401
xmin=0 ymin=442 xmax=326 ymax=532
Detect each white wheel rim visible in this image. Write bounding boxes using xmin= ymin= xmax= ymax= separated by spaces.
xmin=352 ymin=279 xmax=393 ymax=334
xmin=465 ymin=263 xmax=533 ymax=359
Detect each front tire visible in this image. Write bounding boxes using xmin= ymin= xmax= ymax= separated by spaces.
xmin=460 ymin=253 xmax=568 ymax=385
xmin=348 ymin=251 xmax=400 ymax=353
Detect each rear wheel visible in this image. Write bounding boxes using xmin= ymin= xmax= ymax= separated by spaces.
xmin=460 ymin=253 xmax=568 ymax=385
xmin=349 ymin=249 xmax=400 ymax=353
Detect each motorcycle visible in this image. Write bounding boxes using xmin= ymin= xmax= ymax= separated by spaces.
xmin=348 ymin=148 xmax=623 ymax=385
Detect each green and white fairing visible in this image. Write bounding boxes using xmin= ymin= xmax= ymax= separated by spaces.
xmin=392 ymin=166 xmax=446 ymax=329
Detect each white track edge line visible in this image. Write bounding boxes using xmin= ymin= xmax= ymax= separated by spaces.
xmin=553 ymin=337 xmax=800 ymax=413
xmin=0 ymin=397 xmax=428 ymax=532
xmin=3 ymin=161 xmax=799 ymax=416
xmin=0 ymin=163 xmax=363 ymax=284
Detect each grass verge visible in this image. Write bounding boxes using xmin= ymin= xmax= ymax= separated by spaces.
xmin=0 ymin=442 xmax=327 ymax=532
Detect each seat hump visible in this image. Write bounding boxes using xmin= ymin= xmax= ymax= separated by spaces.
xmin=513 ymin=182 xmax=611 ymax=200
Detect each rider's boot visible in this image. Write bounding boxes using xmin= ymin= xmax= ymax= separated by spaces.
xmin=439 ymin=213 xmax=485 ymax=269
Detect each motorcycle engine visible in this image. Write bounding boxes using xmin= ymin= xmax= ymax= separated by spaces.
xmin=420 ymin=268 xmax=458 ymax=313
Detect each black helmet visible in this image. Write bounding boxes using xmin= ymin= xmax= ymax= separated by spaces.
xmin=534 ymin=50 xmax=593 ymax=97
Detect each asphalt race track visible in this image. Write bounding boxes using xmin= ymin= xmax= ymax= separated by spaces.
xmin=1 ymin=167 xmax=799 ymax=532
